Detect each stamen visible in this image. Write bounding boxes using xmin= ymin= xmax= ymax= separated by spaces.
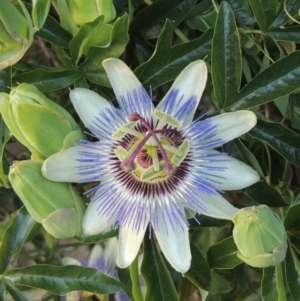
xmin=154 ymin=109 xmax=182 ymax=128
xmin=128 ymin=112 xmax=174 ymax=174
xmin=113 ymin=121 xmax=143 ymax=140
xmin=171 ymin=140 xmax=190 ymax=166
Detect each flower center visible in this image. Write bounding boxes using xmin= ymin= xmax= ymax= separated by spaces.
xmin=113 ymin=110 xmax=190 ymax=183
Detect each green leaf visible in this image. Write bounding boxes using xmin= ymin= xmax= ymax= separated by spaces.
xmin=0 ymin=207 xmax=36 ymax=274
xmin=225 ymin=0 xmax=254 ymax=29
xmin=290 ymin=94 xmax=300 ymax=130
xmin=13 ymin=69 xmax=84 ymax=92
xmin=261 ymin=266 xmax=278 ymax=301
xmin=184 ymin=243 xmax=211 ymax=290
xmin=85 ymin=70 xmax=111 ymax=88
xmin=35 ymin=15 xmax=72 ymax=48
xmin=5 ymin=265 xmax=123 ymax=295
xmin=212 ymin=2 xmax=241 ymax=109
xmin=271 ymin=0 xmax=300 ymax=28
xmin=135 ymin=21 xmax=213 ymax=89
xmin=248 ymin=0 xmax=277 ymax=31
xmin=0 ymin=68 xmax=12 ymax=94
xmin=0 ymin=115 xmax=11 ymax=188
xmin=141 ymin=235 xmax=179 ymax=301
xmin=284 ymin=194 xmax=300 ymax=231
xmin=210 ymin=271 xmax=233 ymax=294
xmin=285 ymin=245 xmax=300 ymax=301
xmin=232 ymin=139 xmax=264 ymax=178
xmin=207 ymin=237 xmax=242 ymax=269
xmin=32 ymin=0 xmax=51 ymax=30
xmin=243 ymin=181 xmax=287 ymax=207
xmin=69 ymin=15 xmax=106 ymax=66
xmin=267 ymin=26 xmax=300 ymax=43
xmin=118 ymin=267 xmax=134 ymax=301
xmin=5 ymin=282 xmax=28 ymax=301
xmin=80 ymin=14 xmax=129 ymax=70
xmin=74 ymin=227 xmax=118 ymax=244
xmin=189 ymin=214 xmax=229 ymax=228
xmin=130 ymin=0 xmax=197 ymax=39
xmin=227 ymin=51 xmax=300 ymax=111
xmin=249 ymin=119 xmax=300 ymax=168
xmin=130 ymin=256 xmax=144 ymax=301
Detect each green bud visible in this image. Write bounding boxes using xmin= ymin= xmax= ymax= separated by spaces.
xmin=232 ymin=205 xmax=287 ymax=268
xmin=54 ymin=0 xmax=116 ymax=35
xmin=9 ymin=160 xmax=85 ymax=238
xmin=0 ymin=83 xmax=82 ymax=160
xmin=0 ymin=0 xmax=34 ymax=69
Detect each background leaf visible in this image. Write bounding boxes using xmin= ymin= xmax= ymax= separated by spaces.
xmin=184 ymin=243 xmax=211 ymax=290
xmin=135 ymin=21 xmax=213 ymax=89
xmin=5 ymin=265 xmax=123 ymax=295
xmin=130 ymin=0 xmax=197 ymax=39
xmin=35 ymin=15 xmax=72 ymax=48
xmin=285 ymin=245 xmax=300 ymax=301
xmin=249 ymin=119 xmax=300 ymax=168
xmin=212 ymin=1 xmax=241 ymax=109
xmin=31 ymin=0 xmax=51 ymax=30
xmin=207 ymin=237 xmax=242 ymax=269
xmin=141 ymin=235 xmax=179 ymax=301
xmin=227 ymin=51 xmax=300 ymax=110
xmin=0 ymin=207 xmax=35 ymax=274
xmin=248 ymin=0 xmax=277 ymax=31
xmin=13 ymin=69 xmax=84 ymax=92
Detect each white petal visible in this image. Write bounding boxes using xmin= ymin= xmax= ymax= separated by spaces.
xmin=116 ymin=215 xmax=149 ymax=269
xmin=70 ymin=88 xmax=111 ymax=127
xmin=88 ymin=244 xmax=104 ymax=268
xmin=42 ymin=145 xmax=102 ymax=183
xmin=194 ymin=190 xmax=239 ymax=220
xmin=204 ymin=111 xmax=257 ymax=145
xmin=42 ymin=146 xmax=89 ymax=182
xmin=82 ymin=200 xmax=117 ymax=236
xmin=102 ymin=58 xmax=153 ymax=118
xmin=156 ymin=60 xmax=207 ymax=126
xmin=196 ymin=151 xmax=260 ymax=190
xmin=154 ymin=207 xmax=191 ymax=273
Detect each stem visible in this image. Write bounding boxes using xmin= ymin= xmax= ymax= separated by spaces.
xmin=128 ymin=0 xmax=134 ymax=23
xmin=275 ymin=264 xmax=287 ymax=301
xmin=211 ymin=0 xmax=219 ymax=13
xmin=174 ymin=28 xmax=190 ymax=43
xmin=143 ymin=0 xmax=153 ymax=5
xmin=130 ymin=256 xmax=144 ymax=301
xmin=264 ymin=143 xmax=272 ymax=184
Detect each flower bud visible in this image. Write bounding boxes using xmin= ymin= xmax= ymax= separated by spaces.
xmin=54 ymin=0 xmax=116 ymax=35
xmin=0 ymin=0 xmax=34 ymax=69
xmin=232 ymin=205 xmax=287 ymax=268
xmin=0 ymin=83 xmax=82 ymax=160
xmin=9 ymin=160 xmax=85 ymax=238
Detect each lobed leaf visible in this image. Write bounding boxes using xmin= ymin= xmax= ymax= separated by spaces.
xmin=135 ymin=20 xmax=213 ymax=89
